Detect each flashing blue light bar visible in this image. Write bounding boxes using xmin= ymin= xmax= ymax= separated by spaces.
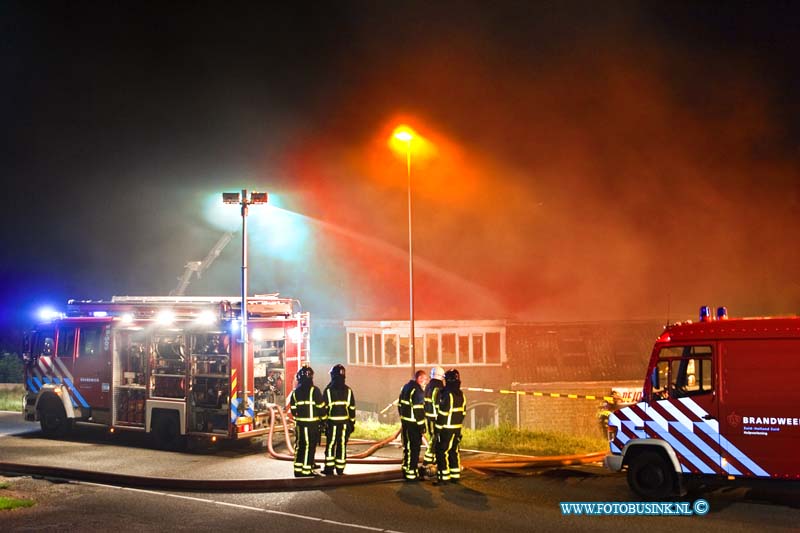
xmin=37 ymin=307 xmax=62 ymax=322
xmin=699 ymin=306 xmax=711 ymax=322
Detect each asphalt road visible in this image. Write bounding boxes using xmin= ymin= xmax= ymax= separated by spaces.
xmin=1 ymin=412 xmax=798 ymax=532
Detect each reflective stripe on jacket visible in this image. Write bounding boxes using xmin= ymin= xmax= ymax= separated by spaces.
xmin=435 ymin=389 xmax=466 ymax=429
xmin=424 ymin=379 xmax=444 ymax=420
xmin=290 ymin=385 xmax=327 ymax=423
xmin=398 ymin=380 xmax=425 ymax=426
xmin=324 ymin=385 xmax=356 ymax=423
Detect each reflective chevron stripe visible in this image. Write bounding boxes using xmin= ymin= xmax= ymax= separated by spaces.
xmin=34 ymin=356 xmax=89 ymax=409
xmin=609 ymin=398 xmax=769 ymax=478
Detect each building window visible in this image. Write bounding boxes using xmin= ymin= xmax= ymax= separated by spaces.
xmin=458 ymin=335 xmax=470 ymax=364
xmin=486 ymin=332 xmax=501 ymax=364
xmin=344 ymin=321 xmax=506 ymax=367
xmin=364 ymin=334 xmax=373 ymax=365
xmin=348 ymin=333 xmax=356 ymax=365
xmin=384 ymin=335 xmax=398 ymax=366
xmin=472 ymin=333 xmax=484 ymax=364
xmin=399 ymin=336 xmax=410 ymax=365
xmin=426 ymin=333 xmax=439 ymax=365
xmin=442 ymin=334 xmax=456 ymax=365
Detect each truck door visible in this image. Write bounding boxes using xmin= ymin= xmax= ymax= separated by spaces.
xmin=73 ymin=324 xmax=113 ymax=410
xmin=650 ymin=345 xmax=722 ymax=476
xmin=717 ymin=339 xmax=797 ymax=478
xmin=47 ymin=325 xmax=92 ymax=411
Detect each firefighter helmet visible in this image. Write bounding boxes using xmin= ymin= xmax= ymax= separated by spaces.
xmin=430 ymin=366 xmax=445 ymax=381
xmin=296 ymin=365 xmax=314 ymax=383
xmin=330 ymin=364 xmax=346 ymax=379
xmin=444 ymin=368 xmax=460 ymax=385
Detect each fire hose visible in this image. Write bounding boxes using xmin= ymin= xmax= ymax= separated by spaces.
xmin=264 ymin=404 xmax=401 ymax=464
xmin=266 ymin=404 xmax=605 ymax=472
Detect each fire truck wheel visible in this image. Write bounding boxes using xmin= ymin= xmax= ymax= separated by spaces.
xmin=152 ymin=411 xmax=185 ymax=451
xmin=627 ymin=450 xmax=676 ymax=499
xmin=39 ymin=397 xmax=71 ymax=438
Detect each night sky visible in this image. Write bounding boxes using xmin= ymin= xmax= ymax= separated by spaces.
xmin=2 ymin=1 xmax=800 ymax=343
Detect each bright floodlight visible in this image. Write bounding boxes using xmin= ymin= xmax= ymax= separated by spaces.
xmin=120 ymin=313 xmax=135 ymax=325
xmin=250 ymin=191 xmax=268 ymax=204
xmin=222 ymin=192 xmax=241 ymax=204
xmin=394 ymin=130 xmax=413 ymax=142
xmin=197 ymin=310 xmax=216 ymax=325
xmin=155 ymin=309 xmax=176 ymax=325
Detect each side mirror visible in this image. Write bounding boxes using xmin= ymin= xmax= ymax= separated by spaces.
xmin=21 ymin=334 xmax=32 ymax=364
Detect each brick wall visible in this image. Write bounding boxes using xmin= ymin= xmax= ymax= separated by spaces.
xmin=514 ymin=380 xmax=641 ymax=438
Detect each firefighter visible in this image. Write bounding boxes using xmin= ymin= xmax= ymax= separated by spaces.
xmin=435 ymin=368 xmax=466 ymax=484
xmin=398 ymin=369 xmax=427 ymax=481
xmin=322 ymin=364 xmax=356 ymax=475
xmin=288 ymin=365 xmax=327 ymax=477
xmin=422 ymin=366 xmax=445 ymax=470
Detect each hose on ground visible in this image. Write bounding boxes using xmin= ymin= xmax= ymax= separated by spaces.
xmin=265 ymin=405 xmax=403 ymax=464
xmin=265 ymin=405 xmax=606 ymax=472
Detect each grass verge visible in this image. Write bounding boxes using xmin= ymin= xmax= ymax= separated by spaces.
xmin=0 ymin=385 xmax=24 ymax=412
xmin=351 ymin=420 xmax=606 ymax=456
xmin=350 ymin=419 xmax=400 ymax=441
xmin=0 ymin=497 xmax=35 ymax=511
xmin=461 ymin=425 xmax=607 ymax=456
xmin=0 ymin=480 xmax=35 ymax=511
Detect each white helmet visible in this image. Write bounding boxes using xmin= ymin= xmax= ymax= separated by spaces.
xmin=430 ymin=366 xmax=445 ymax=381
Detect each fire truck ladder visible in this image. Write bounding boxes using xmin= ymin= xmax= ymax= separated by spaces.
xmin=170 ymin=232 xmax=233 ymax=296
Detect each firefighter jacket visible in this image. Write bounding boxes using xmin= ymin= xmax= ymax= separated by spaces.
xmin=398 ymin=379 xmax=426 ymax=427
xmin=424 ymin=378 xmax=444 ymax=421
xmin=436 ymin=387 xmax=466 ymax=430
xmin=289 ymin=383 xmax=327 ymax=424
xmin=323 ymin=384 xmax=356 ymax=427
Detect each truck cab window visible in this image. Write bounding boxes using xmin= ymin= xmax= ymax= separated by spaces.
xmin=79 ymin=327 xmax=104 ymax=358
xmin=653 ymin=345 xmax=713 ymax=399
xmin=57 ymin=328 xmax=76 ymax=359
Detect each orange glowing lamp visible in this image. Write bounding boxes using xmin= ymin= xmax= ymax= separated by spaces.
xmin=393 ymin=129 xmax=413 ymax=142
xmin=389 ymin=125 xmax=417 ymax=156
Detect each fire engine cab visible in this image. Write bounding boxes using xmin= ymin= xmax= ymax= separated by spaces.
xmin=605 ymin=306 xmax=800 ymax=497
xmin=22 ymin=295 xmax=310 ymax=449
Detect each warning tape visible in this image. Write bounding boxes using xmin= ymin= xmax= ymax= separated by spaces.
xmin=464 ymin=387 xmax=615 ymax=403
xmin=379 ymin=388 xmax=613 ymax=415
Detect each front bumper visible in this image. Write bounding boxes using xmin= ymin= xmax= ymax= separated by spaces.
xmin=604 ymin=453 xmax=623 ymax=472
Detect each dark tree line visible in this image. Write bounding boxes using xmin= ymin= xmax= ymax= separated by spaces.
xmin=0 ymin=352 xmax=23 ymax=383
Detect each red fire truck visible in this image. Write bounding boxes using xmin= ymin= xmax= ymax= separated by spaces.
xmin=605 ymin=306 xmax=800 ymax=497
xmin=22 ymin=295 xmax=310 ymax=449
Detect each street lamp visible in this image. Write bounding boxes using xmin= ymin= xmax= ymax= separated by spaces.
xmin=392 ymin=127 xmax=416 ymax=377
xmin=222 ymin=188 xmax=268 ymax=419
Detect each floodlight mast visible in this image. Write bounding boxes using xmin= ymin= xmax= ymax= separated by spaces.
xmin=221 ymin=188 xmax=268 ymax=421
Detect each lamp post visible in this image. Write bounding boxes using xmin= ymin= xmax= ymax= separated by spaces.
xmin=393 ymin=129 xmax=416 ymax=377
xmin=222 ymin=189 xmax=268 ymax=419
